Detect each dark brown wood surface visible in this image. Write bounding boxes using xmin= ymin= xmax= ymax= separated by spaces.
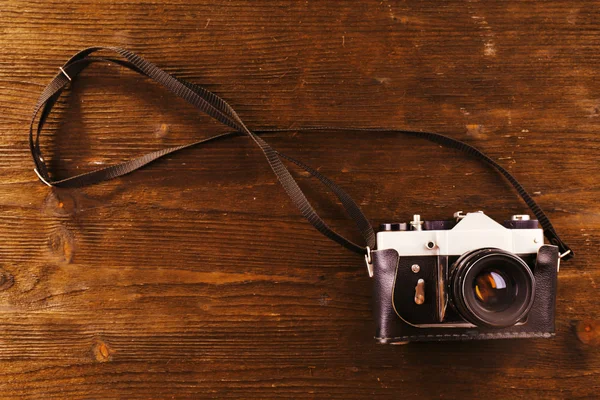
xmin=1 ymin=1 xmax=599 ymax=398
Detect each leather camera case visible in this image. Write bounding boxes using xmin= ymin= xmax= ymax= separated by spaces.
xmin=372 ymin=244 xmax=559 ymax=343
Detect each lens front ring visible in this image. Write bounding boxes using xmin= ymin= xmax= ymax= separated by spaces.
xmin=450 ymin=248 xmax=535 ymax=329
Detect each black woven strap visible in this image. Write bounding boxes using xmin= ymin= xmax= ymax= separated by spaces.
xmin=29 ymin=47 xmax=573 ymax=261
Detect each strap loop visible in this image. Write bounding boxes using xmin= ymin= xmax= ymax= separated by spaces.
xmin=30 ymin=48 xmax=374 ymax=255
xmin=29 ymin=47 xmax=573 ymax=261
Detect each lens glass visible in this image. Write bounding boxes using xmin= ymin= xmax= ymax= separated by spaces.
xmin=450 ymin=248 xmax=535 ymax=328
xmin=472 ymin=267 xmax=516 ymax=312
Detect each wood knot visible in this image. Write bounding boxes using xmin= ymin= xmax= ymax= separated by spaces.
xmin=43 ymin=190 xmax=77 ymax=216
xmin=92 ymin=339 xmax=114 ymax=362
xmin=0 ymin=268 xmax=14 ymax=291
xmin=575 ymin=319 xmax=600 ymax=346
xmin=155 ymin=123 xmax=170 ymax=138
xmin=465 ymin=124 xmax=488 ymax=139
xmin=47 ymin=227 xmax=75 ymax=264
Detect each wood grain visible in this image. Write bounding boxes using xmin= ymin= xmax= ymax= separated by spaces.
xmin=1 ymin=1 xmax=599 ymax=398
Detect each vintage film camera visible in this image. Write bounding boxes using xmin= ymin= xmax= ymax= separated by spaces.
xmin=371 ymin=211 xmax=560 ymax=343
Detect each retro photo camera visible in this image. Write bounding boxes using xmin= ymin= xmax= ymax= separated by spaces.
xmin=371 ymin=211 xmax=560 ymax=343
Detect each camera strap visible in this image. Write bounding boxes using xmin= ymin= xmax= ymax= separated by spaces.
xmin=29 ymin=47 xmax=573 ymax=262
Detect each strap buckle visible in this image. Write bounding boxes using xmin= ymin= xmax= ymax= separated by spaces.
xmin=365 ymin=246 xmax=373 ymax=278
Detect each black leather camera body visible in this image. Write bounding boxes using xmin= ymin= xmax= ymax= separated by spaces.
xmin=372 ymin=211 xmax=560 ymax=343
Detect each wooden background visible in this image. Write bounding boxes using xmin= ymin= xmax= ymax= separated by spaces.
xmin=1 ymin=1 xmax=599 ymax=398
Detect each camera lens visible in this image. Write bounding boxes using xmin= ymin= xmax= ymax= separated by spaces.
xmin=450 ymin=248 xmax=535 ymax=328
xmin=473 ymin=268 xmax=515 ymax=312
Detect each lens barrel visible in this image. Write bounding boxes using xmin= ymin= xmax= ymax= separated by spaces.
xmin=450 ymin=248 xmax=535 ymax=328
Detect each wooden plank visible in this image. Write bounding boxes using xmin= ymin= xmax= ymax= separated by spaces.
xmin=0 ymin=1 xmax=599 ymax=398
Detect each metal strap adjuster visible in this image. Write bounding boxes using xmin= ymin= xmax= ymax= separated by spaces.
xmin=559 ymin=250 xmax=571 ymax=259
xmin=59 ymin=66 xmax=72 ymax=81
xmin=33 ymin=168 xmax=52 ymax=187
xmin=365 ymin=246 xmax=373 ymax=278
